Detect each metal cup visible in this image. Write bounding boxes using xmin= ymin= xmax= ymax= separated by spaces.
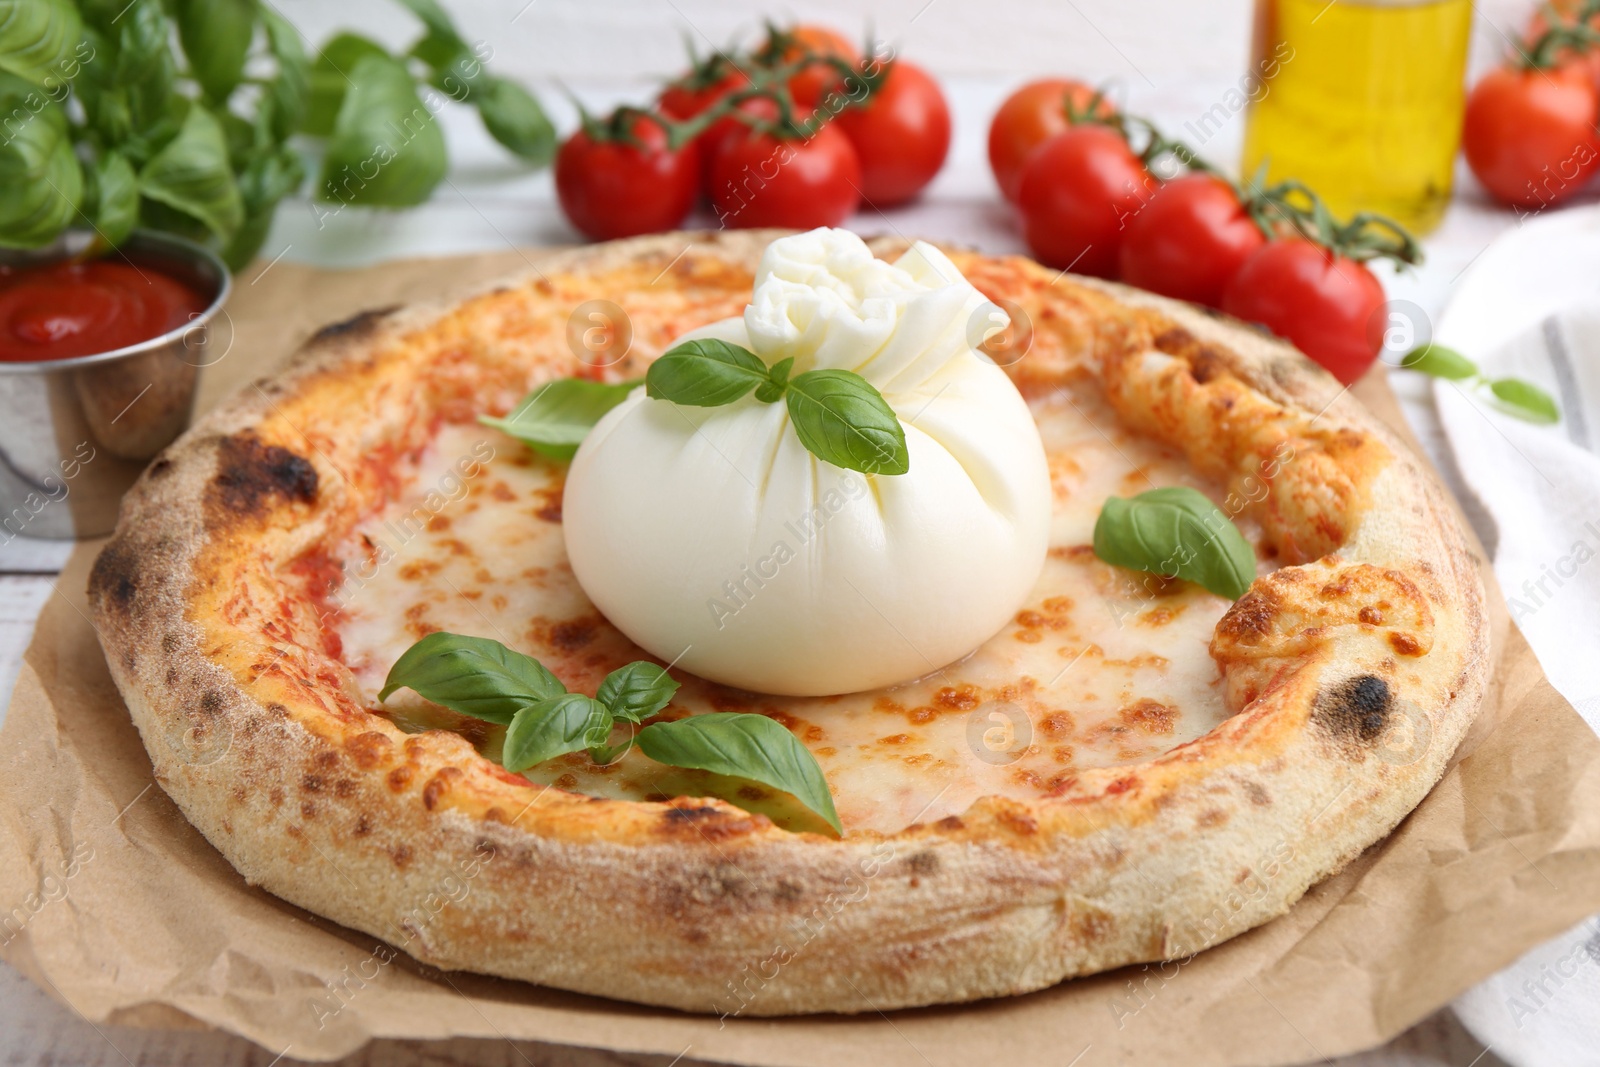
xmin=0 ymin=230 xmax=231 ymax=540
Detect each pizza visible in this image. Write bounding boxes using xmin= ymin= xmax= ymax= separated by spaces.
xmin=88 ymin=229 xmax=1488 ymax=1016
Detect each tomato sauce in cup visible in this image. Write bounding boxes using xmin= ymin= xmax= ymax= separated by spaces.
xmin=0 ymin=258 xmax=209 ymax=363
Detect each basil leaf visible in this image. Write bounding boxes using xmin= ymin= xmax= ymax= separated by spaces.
xmin=596 ymin=662 xmax=679 ymax=725
xmin=475 ymin=76 xmax=555 ymax=164
xmin=87 ymin=151 xmax=138 ymax=248
xmin=139 ymin=104 xmax=244 ymax=242
xmin=76 ymin=0 xmax=125 ymax=34
xmin=114 ymin=0 xmax=176 ymax=136
xmin=1094 ymin=486 xmax=1256 ymax=601
xmin=638 ymin=713 xmax=842 ymax=835
xmin=754 ymin=355 xmax=793 ymax=403
xmin=260 ymin=7 xmax=309 ymax=143
xmin=318 ymin=51 xmax=447 ymax=207
xmin=393 ymin=0 xmax=462 ymax=47
xmin=0 ymin=0 xmax=81 ymax=87
xmin=223 ymin=145 xmax=304 ymax=270
xmin=479 ymin=377 xmax=640 ymax=461
xmin=380 ymin=632 xmax=566 ymax=726
xmin=646 ymin=338 xmax=772 ymax=406
xmin=0 ymin=77 xmax=80 ymax=248
xmin=785 ymin=369 xmax=909 ymax=476
xmin=71 ymin=27 xmax=126 ymax=145
xmin=1400 ymin=343 xmax=1477 ymax=381
xmin=301 ymin=32 xmax=388 ymax=137
xmin=504 ymin=694 xmax=611 ymax=772
xmin=397 ymin=0 xmax=475 ymax=76
xmin=172 ymin=0 xmax=254 ymax=102
xmin=1489 ymin=378 xmax=1560 ymax=425
xmin=138 ymin=193 xmax=212 ymax=244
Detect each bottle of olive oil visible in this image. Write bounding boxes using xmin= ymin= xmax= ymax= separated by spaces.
xmin=1240 ymin=0 xmax=1474 ymax=234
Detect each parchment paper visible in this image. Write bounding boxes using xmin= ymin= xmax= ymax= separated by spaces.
xmin=3 ymin=248 xmax=1600 ymax=1066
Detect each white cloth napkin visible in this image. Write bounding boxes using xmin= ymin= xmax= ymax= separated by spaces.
xmin=1429 ymin=207 xmax=1600 ymax=1067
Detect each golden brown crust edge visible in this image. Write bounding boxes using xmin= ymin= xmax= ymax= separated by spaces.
xmin=87 ymin=232 xmax=1489 ymax=1016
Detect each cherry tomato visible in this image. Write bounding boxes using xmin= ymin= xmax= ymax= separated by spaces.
xmin=1462 ymin=63 xmax=1600 ymax=208
xmin=701 ymin=95 xmax=783 ymax=174
xmin=1221 ymin=239 xmax=1387 ymax=385
xmin=1015 ymin=125 xmax=1154 ymax=278
xmin=988 ymin=78 xmax=1114 ymax=202
xmin=833 ymin=60 xmax=950 ymax=206
xmin=1118 ymin=174 xmax=1267 ymax=307
xmin=1523 ymin=4 xmax=1600 ymax=90
xmin=555 ymin=115 xmax=700 ymax=240
xmin=658 ymin=68 xmax=749 ymax=124
xmin=767 ymin=25 xmax=859 ymax=109
xmin=708 ymin=122 xmax=861 ymax=229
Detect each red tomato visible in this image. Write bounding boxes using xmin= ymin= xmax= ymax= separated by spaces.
xmin=1015 ymin=125 xmax=1154 ymax=278
xmin=768 ymin=25 xmax=859 ymax=109
xmin=1523 ymin=5 xmax=1600 ymax=90
xmin=988 ymin=78 xmax=1114 ymax=202
xmin=1221 ymin=239 xmax=1387 ymax=385
xmin=658 ymin=68 xmax=748 ymax=123
xmin=555 ymin=115 xmax=700 ymax=240
xmin=833 ymin=60 xmax=950 ymax=206
xmin=708 ymin=122 xmax=861 ymax=229
xmin=1462 ymin=63 xmax=1600 ymax=208
xmin=1117 ymin=174 xmax=1267 ymax=307
xmin=701 ymin=95 xmax=783 ymax=173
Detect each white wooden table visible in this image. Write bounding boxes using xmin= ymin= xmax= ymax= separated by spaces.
xmin=0 ymin=69 xmax=1568 ymax=1067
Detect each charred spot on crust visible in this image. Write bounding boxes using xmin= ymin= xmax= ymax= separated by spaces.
xmin=199 ymin=690 xmax=225 ymax=715
xmin=908 ymin=851 xmax=939 ymax=875
xmin=1314 ymin=674 xmax=1391 ymax=747
xmin=87 ymin=539 xmax=139 ymax=616
xmin=310 ymin=306 xmax=399 ymax=344
xmin=658 ymin=803 xmax=761 ymax=842
xmin=664 ymin=805 xmax=722 ymax=824
xmin=210 ymin=433 xmax=318 ymax=518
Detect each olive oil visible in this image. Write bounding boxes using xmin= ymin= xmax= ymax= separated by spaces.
xmin=1240 ymin=0 xmax=1473 ymax=234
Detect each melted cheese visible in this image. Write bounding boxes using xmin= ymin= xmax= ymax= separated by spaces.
xmin=333 ymin=378 xmax=1261 ymax=834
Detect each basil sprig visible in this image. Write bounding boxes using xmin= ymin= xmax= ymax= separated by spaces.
xmin=380 ymin=632 xmax=841 ymax=835
xmin=479 ymin=377 xmax=641 ymax=461
xmin=0 ymin=0 xmax=552 ymax=267
xmin=646 ymin=338 xmax=910 ymax=476
xmin=1093 ymin=487 xmax=1256 ymax=601
xmin=1400 ymin=344 xmax=1559 ymax=425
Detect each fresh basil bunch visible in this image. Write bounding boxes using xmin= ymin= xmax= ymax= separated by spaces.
xmin=0 ymin=0 xmax=552 ymax=269
xmin=382 ymin=632 xmax=842 ymax=835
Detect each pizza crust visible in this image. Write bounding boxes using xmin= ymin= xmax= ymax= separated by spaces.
xmin=88 ymin=232 xmax=1489 ymax=1015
